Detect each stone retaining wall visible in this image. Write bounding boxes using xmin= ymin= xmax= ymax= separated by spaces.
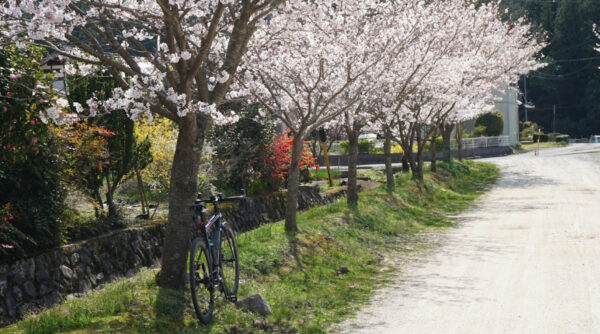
xmin=0 ymin=186 xmax=346 ymax=326
xmin=318 ymin=146 xmax=513 ymax=166
xmin=0 ymin=224 xmax=165 ymax=326
xmin=223 ymin=185 xmax=346 ymax=232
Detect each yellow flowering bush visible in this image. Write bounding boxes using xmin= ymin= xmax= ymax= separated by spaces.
xmin=135 ymin=117 xmax=178 ymax=198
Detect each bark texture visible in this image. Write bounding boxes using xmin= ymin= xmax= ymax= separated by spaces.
xmin=413 ymin=126 xmax=424 ymax=181
xmin=402 ymin=155 xmax=410 ymax=172
xmin=346 ymin=126 xmax=360 ymax=207
xmin=431 ymin=135 xmax=438 ymax=172
xmin=284 ymin=135 xmax=305 ymax=232
xmin=157 ymin=114 xmax=200 ymax=290
xmin=456 ymin=122 xmax=463 ymax=161
xmin=384 ymin=129 xmax=394 ymax=191
xmin=442 ymin=123 xmax=453 ymax=162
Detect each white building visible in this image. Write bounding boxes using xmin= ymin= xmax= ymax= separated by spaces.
xmin=464 ymin=86 xmax=520 ymax=147
xmin=493 ymin=87 xmax=520 ymax=146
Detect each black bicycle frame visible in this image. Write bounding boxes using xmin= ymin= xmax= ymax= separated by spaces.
xmin=194 ymin=200 xmax=223 ymax=280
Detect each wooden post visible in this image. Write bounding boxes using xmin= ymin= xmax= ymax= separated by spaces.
xmin=536 ymin=127 xmax=541 ymax=156
xmin=319 ymin=128 xmax=334 ymax=187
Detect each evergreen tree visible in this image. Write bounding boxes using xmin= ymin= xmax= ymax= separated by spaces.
xmin=504 ymin=0 xmax=600 ymax=136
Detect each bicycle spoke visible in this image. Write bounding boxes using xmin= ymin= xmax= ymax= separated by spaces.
xmin=189 ymin=238 xmax=214 ymax=324
xmin=219 ymin=226 xmax=239 ymax=300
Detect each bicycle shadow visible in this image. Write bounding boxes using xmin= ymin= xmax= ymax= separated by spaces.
xmin=152 ymin=285 xmax=221 ymax=332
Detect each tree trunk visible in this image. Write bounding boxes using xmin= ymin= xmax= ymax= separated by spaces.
xmin=384 ymin=129 xmax=394 ymax=192
xmin=456 ymin=122 xmax=463 ymax=161
xmin=407 ymin=149 xmax=418 ymax=178
xmin=442 ymin=123 xmax=453 ymax=162
xmin=135 ymin=169 xmax=148 ymax=215
xmin=403 ymin=140 xmax=417 ymax=178
xmin=104 ymin=172 xmax=119 ymax=218
xmin=401 ymin=155 xmax=409 ymax=172
xmin=414 ymin=126 xmax=424 ymax=181
xmin=284 ymin=135 xmax=305 ymax=233
xmin=416 ymin=145 xmax=424 ymax=181
xmin=93 ymin=190 xmax=103 ymax=218
xmin=431 ymin=135 xmax=437 ymax=172
xmin=411 ymin=125 xmax=427 ymax=182
xmin=106 ymin=187 xmax=117 ymax=217
xmin=157 ymin=114 xmax=201 ymax=290
xmin=346 ymin=126 xmax=359 ymax=207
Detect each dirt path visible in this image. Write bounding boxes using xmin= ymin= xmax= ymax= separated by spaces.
xmin=335 ymin=144 xmax=600 ymax=333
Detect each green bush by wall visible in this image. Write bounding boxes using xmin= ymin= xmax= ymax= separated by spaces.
xmin=339 ymin=139 xmax=377 ymax=154
xmin=555 ymin=135 xmax=569 ymax=143
xmin=532 ymin=133 xmax=549 ymax=142
xmin=474 ymin=110 xmax=504 ymax=136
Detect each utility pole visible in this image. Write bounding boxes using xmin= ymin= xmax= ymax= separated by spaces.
xmin=524 ymin=76 xmax=528 ymax=122
xmin=553 ymin=104 xmax=556 ymax=134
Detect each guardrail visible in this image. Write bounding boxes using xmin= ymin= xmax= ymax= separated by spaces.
xmin=452 ymin=136 xmax=510 ymax=150
xmin=569 ymin=138 xmax=588 ymax=144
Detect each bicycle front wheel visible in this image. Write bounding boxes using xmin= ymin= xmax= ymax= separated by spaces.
xmin=219 ymin=224 xmax=239 ymax=300
xmin=189 ymin=237 xmax=214 ymax=324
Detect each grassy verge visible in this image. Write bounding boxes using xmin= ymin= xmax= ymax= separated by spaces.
xmin=518 ymin=141 xmax=568 ymax=152
xmin=309 ymin=169 xmax=341 ymax=181
xmin=2 ymin=160 xmax=498 ymax=334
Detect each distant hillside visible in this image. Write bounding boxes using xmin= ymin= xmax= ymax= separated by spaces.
xmin=501 ymin=0 xmax=600 ymax=137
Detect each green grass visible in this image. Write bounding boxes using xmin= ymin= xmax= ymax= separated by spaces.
xmin=2 ymin=160 xmax=498 ymax=334
xmin=357 ymin=168 xmax=386 ymax=182
xmin=518 ymin=141 xmax=568 ymax=151
xmin=309 ymin=169 xmax=340 ymax=181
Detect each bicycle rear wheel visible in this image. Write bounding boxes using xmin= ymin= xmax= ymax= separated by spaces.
xmin=219 ymin=224 xmax=239 ymax=300
xmin=189 ymin=237 xmax=214 ymax=323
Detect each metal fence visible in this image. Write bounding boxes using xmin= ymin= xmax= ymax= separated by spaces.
xmin=451 ymin=136 xmax=510 ymax=150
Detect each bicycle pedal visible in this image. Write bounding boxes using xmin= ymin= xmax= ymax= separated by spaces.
xmin=228 ymin=296 xmax=237 ymax=303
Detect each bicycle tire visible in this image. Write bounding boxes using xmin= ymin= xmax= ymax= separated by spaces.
xmin=219 ymin=224 xmax=239 ymax=300
xmin=189 ymin=237 xmax=214 ymax=324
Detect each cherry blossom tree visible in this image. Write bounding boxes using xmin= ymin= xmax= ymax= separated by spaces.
xmin=374 ymin=1 xmax=544 ymax=182
xmin=238 ymin=0 xmax=391 ymax=229
xmin=434 ymin=4 xmax=546 ymax=165
xmin=366 ymin=0 xmax=470 ymax=187
xmin=1 ymin=0 xmax=284 ymax=290
xmin=335 ymin=1 xmax=428 ymax=206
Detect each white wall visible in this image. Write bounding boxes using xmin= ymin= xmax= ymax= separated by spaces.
xmin=494 ymin=87 xmax=519 ymax=146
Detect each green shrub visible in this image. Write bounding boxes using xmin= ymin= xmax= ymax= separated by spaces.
xmin=532 ymin=133 xmax=549 ymax=142
xmin=520 ymin=121 xmax=532 ymax=131
xmin=0 ymin=46 xmax=66 ymax=256
xmin=555 ymin=134 xmax=570 ymax=144
xmin=68 ymin=75 xmax=151 ymax=218
xmin=521 ymin=122 xmax=541 ymax=140
xmin=210 ymin=105 xmax=276 ymax=194
xmin=424 ymin=137 xmax=444 ymax=151
xmin=339 ymin=139 xmax=377 ymax=154
xmin=474 ymin=110 xmax=504 ymax=136
xmin=469 ymin=125 xmax=487 ymax=138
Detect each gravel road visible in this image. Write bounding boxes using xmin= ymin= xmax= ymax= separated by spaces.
xmin=335 ymin=144 xmax=600 ymax=333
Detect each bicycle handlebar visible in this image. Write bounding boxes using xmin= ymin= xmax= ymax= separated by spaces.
xmin=193 ymin=189 xmax=245 ymax=208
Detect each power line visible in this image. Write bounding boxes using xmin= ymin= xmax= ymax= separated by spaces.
xmin=554 ymin=56 xmax=600 ymax=63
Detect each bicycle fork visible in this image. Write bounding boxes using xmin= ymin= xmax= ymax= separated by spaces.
xmin=209 ymin=227 xmax=221 ymax=282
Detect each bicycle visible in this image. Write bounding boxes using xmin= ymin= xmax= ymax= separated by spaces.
xmin=189 ymin=191 xmax=243 ymax=324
